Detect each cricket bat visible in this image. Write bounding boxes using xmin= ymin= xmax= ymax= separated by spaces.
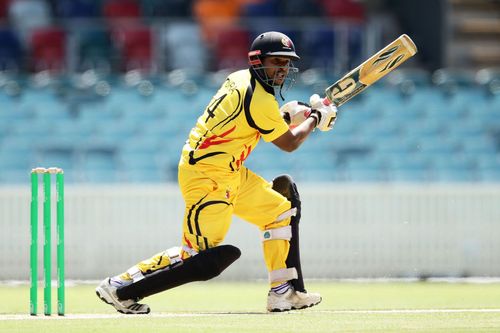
xmin=324 ymin=34 xmax=418 ymax=107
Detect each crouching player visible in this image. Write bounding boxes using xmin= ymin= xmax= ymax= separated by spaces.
xmin=96 ymin=31 xmax=337 ymax=313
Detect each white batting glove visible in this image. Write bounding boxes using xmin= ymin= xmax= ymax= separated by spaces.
xmin=309 ymin=94 xmax=337 ymax=132
xmin=279 ymin=100 xmax=312 ymax=127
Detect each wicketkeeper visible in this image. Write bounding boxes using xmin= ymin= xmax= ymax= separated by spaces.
xmin=96 ymin=31 xmax=337 ymax=313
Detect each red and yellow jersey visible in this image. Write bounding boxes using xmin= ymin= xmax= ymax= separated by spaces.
xmin=180 ymin=69 xmax=288 ymax=172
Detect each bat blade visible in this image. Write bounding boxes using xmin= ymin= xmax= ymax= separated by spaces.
xmin=325 ymin=34 xmax=417 ymax=107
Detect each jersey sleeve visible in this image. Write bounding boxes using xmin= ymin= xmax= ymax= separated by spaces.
xmin=251 ymin=93 xmax=289 ymax=143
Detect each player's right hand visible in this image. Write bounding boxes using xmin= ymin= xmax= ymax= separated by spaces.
xmin=309 ymin=94 xmax=337 ymax=132
xmin=279 ymin=101 xmax=311 ymax=127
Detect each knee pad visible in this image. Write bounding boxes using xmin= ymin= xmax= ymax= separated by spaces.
xmin=272 ymin=174 xmax=301 ymax=221
xmin=116 ymin=245 xmax=241 ymax=300
xmin=271 ymin=174 xmax=306 ymax=292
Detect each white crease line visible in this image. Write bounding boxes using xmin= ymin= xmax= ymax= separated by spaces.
xmin=318 ymin=309 xmax=500 ymax=314
xmin=2 ymin=309 xmax=500 ymax=320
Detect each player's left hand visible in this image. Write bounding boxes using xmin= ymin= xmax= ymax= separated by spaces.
xmin=279 ymin=101 xmax=311 ymax=127
xmin=309 ymin=94 xmax=337 ymax=132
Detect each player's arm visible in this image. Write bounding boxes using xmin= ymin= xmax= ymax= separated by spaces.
xmin=272 ymin=94 xmax=337 ymax=152
xmin=272 ymin=117 xmax=317 ymax=152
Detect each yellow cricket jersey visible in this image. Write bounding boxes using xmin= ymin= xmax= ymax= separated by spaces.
xmin=180 ymin=69 xmax=289 ymax=172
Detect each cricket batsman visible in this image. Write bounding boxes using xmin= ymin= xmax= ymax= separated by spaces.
xmin=96 ymin=31 xmax=338 ymax=313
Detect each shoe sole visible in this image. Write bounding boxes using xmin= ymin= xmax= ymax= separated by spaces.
xmin=96 ymin=289 xmax=150 ymax=315
xmin=268 ymin=297 xmax=322 ymax=312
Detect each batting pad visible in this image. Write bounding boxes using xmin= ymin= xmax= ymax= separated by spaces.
xmin=116 ymin=245 xmax=241 ymax=300
xmin=272 ymin=174 xmax=306 ymax=293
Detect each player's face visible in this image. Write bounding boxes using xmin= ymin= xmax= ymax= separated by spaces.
xmin=262 ymin=56 xmax=291 ymax=86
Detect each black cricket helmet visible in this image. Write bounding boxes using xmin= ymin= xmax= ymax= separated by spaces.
xmin=248 ymin=31 xmax=300 ymax=63
xmin=248 ymin=31 xmax=299 ymax=95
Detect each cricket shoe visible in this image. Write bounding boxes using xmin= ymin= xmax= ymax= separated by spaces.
xmin=267 ymin=288 xmax=322 ymax=312
xmin=96 ymin=278 xmax=150 ymax=314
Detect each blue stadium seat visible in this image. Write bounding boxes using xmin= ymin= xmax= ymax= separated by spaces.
xmin=387 ymin=168 xmax=431 ymax=182
xmin=446 ymin=118 xmax=485 ymax=138
xmin=300 ymin=27 xmax=336 ymax=69
xmin=82 ymin=150 xmax=116 ymax=170
xmin=361 ymin=121 xmax=402 ymax=140
xmin=0 ymin=100 xmax=33 ymax=123
xmin=384 ymin=152 xmax=432 ymax=182
xmin=0 ymin=170 xmax=30 ymax=183
xmin=242 ymin=0 xmax=279 ymax=17
xmin=404 ymin=119 xmax=446 ymax=140
xmin=120 ymin=165 xmax=166 ymax=183
xmin=56 ymin=0 xmax=101 ymax=18
xmin=0 ymin=28 xmax=23 ymax=71
xmin=36 ymin=147 xmax=75 ymax=172
xmin=93 ymin=119 xmax=140 ymax=143
xmin=373 ymin=137 xmax=416 ymax=155
xmin=336 ymin=155 xmax=387 ymax=182
xmin=31 ymin=101 xmax=71 ymax=121
xmin=479 ymin=169 xmax=500 ymax=182
xmin=0 ymin=150 xmax=33 ymax=170
xmin=431 ymin=168 xmax=479 ymax=182
xmin=51 ymin=119 xmax=95 ymax=147
xmin=347 ymin=24 xmax=364 ymax=69
xmin=428 ymin=154 xmax=477 ymax=182
xmin=82 ymin=169 xmax=120 ymax=183
xmin=476 ymin=154 xmax=500 ymax=182
xmin=380 ymin=104 xmax=424 ymax=124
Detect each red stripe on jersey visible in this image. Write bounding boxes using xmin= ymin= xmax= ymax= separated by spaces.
xmin=199 ymin=126 xmax=236 ymax=149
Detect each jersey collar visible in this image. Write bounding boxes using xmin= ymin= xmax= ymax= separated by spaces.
xmin=249 ymin=67 xmax=276 ymax=96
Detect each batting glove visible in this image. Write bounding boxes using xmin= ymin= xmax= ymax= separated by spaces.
xmin=309 ymin=94 xmax=337 ymax=132
xmin=279 ymin=100 xmax=312 ymax=127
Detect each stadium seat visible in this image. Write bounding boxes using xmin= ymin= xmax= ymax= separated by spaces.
xmin=460 ymin=136 xmax=497 ymax=155
xmin=479 ymin=169 xmax=500 ymax=182
xmin=82 ymin=168 xmax=120 ymax=183
xmin=301 ymin=28 xmax=336 ymax=69
xmin=0 ymin=0 xmax=8 ymax=18
xmin=8 ymin=0 xmax=52 ymax=47
xmin=0 ymin=29 xmax=23 ymax=71
xmin=94 ymin=120 xmax=139 ymax=144
xmin=213 ymin=26 xmax=250 ymax=70
xmin=141 ymin=0 xmax=192 ymax=17
xmin=431 ymin=168 xmax=479 ymax=182
xmin=403 ymin=119 xmax=446 ymax=140
xmin=192 ymin=0 xmax=241 ymax=45
xmin=161 ymin=22 xmax=207 ymax=71
xmin=102 ymin=0 xmax=141 ymax=22
xmin=111 ymin=25 xmax=153 ymax=72
xmin=319 ymin=0 xmax=365 ymax=21
xmin=56 ymin=0 xmax=101 ymax=18
xmin=0 ymin=149 xmax=33 ymax=170
xmin=51 ymin=119 xmax=95 ymax=147
xmin=37 ymin=145 xmax=75 ymax=172
xmin=241 ymin=0 xmax=279 ymax=17
xmin=29 ymin=27 xmax=66 ymax=72
xmin=415 ymin=137 xmax=461 ymax=155
xmin=347 ymin=24 xmax=364 ymax=69
xmin=76 ymin=28 xmax=115 ymax=72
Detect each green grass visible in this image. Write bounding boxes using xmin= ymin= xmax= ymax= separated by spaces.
xmin=1 ymin=281 xmax=500 ymax=333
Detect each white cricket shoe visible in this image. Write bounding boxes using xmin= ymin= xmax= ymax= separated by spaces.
xmin=267 ymin=288 xmax=322 ymax=312
xmin=96 ymin=278 xmax=150 ymax=314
